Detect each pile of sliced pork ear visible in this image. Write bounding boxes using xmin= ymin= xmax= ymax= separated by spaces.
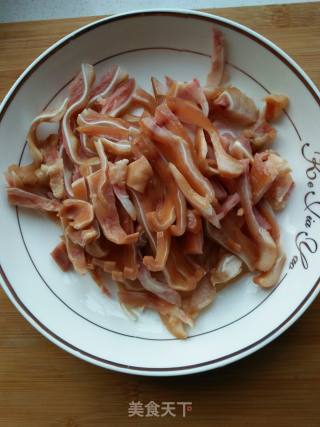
xmin=5 ymin=29 xmax=292 ymax=338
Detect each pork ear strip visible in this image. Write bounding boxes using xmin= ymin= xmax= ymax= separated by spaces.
xmin=4 ymin=28 xmax=293 ymax=338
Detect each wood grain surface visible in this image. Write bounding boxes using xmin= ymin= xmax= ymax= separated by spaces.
xmin=0 ymin=3 xmax=320 ymax=426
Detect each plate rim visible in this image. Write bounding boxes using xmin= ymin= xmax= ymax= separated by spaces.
xmin=0 ymin=8 xmax=319 ymax=376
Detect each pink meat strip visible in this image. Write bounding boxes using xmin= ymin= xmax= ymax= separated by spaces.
xmin=7 ymin=187 xmax=60 ymax=212
xmin=138 ymin=265 xmax=181 ymax=306
xmin=89 ymin=65 xmax=128 ymax=104
xmin=207 ymin=28 xmax=225 ymax=89
xmin=62 ymin=64 xmax=96 ymax=164
xmin=59 ymin=199 xmax=94 ymax=230
xmin=87 ymin=170 xmax=139 ymax=245
xmin=108 ymin=159 xmax=137 ymax=221
xmin=60 ymin=218 xmax=88 ymax=274
xmin=50 ymin=241 xmax=71 ymax=272
xmin=238 ymin=171 xmax=277 ymax=272
xmin=213 ymin=86 xmax=259 ymax=125
xmin=99 ymin=78 xmax=135 ymax=115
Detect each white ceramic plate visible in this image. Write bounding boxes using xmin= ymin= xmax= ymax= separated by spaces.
xmin=0 ymin=9 xmax=319 ymax=376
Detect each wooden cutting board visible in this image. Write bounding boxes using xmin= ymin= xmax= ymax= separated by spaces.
xmin=0 ymin=3 xmax=320 ymax=426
